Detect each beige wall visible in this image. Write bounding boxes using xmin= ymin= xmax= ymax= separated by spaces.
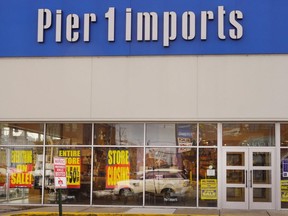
xmin=0 ymin=55 xmax=287 ymax=121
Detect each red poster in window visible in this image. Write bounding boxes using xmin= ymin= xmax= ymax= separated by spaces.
xmin=9 ymin=164 xmax=33 ymax=188
xmin=9 ymin=150 xmax=33 ymax=188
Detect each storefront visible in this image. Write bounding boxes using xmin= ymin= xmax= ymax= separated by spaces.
xmin=1 ymin=0 xmax=288 ymax=210
xmin=0 ymin=123 xmax=287 ymax=209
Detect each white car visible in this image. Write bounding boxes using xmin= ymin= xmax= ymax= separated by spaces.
xmin=114 ymin=169 xmax=190 ymax=200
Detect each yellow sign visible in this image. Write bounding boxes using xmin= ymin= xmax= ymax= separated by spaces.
xmin=281 ymin=180 xmax=288 ymax=202
xmin=59 ymin=149 xmax=81 ymax=189
xmin=106 ymin=149 xmax=130 ymax=189
xmin=201 ymin=179 xmax=217 ymax=200
xmin=9 ymin=150 xmax=33 ymax=188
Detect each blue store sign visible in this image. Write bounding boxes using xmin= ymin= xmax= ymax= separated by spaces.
xmin=0 ymin=0 xmax=288 ymax=56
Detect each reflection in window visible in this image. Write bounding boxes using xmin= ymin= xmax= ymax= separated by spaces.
xmin=146 ymin=123 xmax=197 ymax=146
xmin=93 ymin=147 xmax=143 ymax=206
xmin=46 ymin=123 xmax=92 ymax=145
xmin=281 ymin=124 xmax=288 ymax=146
xmin=199 ymin=123 xmax=217 ymax=146
xmin=0 ymin=123 xmax=44 ymax=145
xmin=44 ymin=147 xmax=91 ymax=204
xmin=223 ymin=123 xmax=275 ymax=146
xmin=199 ymin=148 xmax=217 ymax=207
xmin=227 ymin=152 xmax=245 ymax=166
xmin=253 ymin=152 xmax=271 ymax=166
xmin=145 ymin=147 xmax=197 ymax=206
xmin=0 ymin=147 xmax=43 ymax=204
xmin=281 ymin=149 xmax=288 ymax=209
xmin=94 ymin=123 xmax=144 ymax=146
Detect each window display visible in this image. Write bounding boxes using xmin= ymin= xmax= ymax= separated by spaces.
xmin=93 ymin=147 xmax=143 ymax=205
xmin=44 ymin=147 xmax=91 ymax=204
xmin=0 ymin=147 xmax=43 ymax=204
xmin=199 ymin=148 xmax=217 ymax=207
xmin=0 ymin=122 xmax=218 ymax=207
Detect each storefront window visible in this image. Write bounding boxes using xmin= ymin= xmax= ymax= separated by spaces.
xmin=280 ymin=123 xmax=288 ymax=209
xmin=44 ymin=147 xmax=91 ymax=204
xmin=0 ymin=123 xmax=44 ymax=145
xmin=198 ymin=148 xmax=217 ymax=207
xmin=93 ymin=147 xmax=143 ymax=205
xmin=46 ymin=123 xmax=92 ymax=145
xmin=281 ymin=124 xmax=288 ymax=147
xmin=281 ymin=149 xmax=288 ymax=208
xmin=0 ymin=146 xmax=43 ymax=204
xmin=94 ymin=123 xmax=144 ymax=146
xmin=146 ymin=123 xmax=197 ymax=146
xmin=223 ymin=123 xmax=275 ymax=146
xmin=199 ymin=123 xmax=217 ymax=146
xmin=144 ymin=147 xmax=197 ymax=206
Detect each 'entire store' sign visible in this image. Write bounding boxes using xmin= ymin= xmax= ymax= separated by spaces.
xmin=0 ymin=0 xmax=288 ymax=56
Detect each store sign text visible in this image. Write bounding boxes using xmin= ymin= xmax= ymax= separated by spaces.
xmin=37 ymin=6 xmax=243 ymax=47
xmin=106 ymin=150 xmax=130 ymax=189
xmin=1 ymin=0 xmax=288 ymax=56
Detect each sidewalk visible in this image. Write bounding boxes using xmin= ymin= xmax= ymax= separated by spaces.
xmin=0 ymin=206 xmax=288 ymax=216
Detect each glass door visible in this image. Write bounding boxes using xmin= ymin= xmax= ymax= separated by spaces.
xmin=222 ymin=148 xmax=275 ymax=209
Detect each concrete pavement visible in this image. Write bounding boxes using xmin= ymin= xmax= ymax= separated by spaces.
xmin=0 ymin=206 xmax=288 ymax=216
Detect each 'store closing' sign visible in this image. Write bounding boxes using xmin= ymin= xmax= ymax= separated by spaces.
xmin=53 ymin=157 xmax=67 ymax=189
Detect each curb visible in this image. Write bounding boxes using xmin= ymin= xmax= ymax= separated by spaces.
xmin=6 ymin=213 xmax=218 ymax=216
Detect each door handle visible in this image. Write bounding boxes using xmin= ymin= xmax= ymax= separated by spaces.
xmin=250 ymin=170 xmax=253 ymax=188
xmin=245 ymin=170 xmax=248 ymax=188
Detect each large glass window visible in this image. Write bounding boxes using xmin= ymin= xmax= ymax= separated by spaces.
xmin=199 ymin=148 xmax=217 ymax=207
xmin=281 ymin=124 xmax=288 ymax=209
xmin=146 ymin=123 xmax=197 ymax=146
xmin=44 ymin=147 xmax=91 ymax=205
xmin=199 ymin=123 xmax=217 ymax=146
xmin=94 ymin=123 xmax=144 ymax=146
xmin=92 ymin=147 xmax=143 ymax=205
xmin=223 ymin=123 xmax=275 ymax=146
xmin=0 ymin=123 xmax=44 ymax=146
xmin=144 ymin=148 xmax=197 ymax=206
xmin=281 ymin=124 xmax=288 ymax=147
xmin=46 ymin=123 xmax=92 ymax=145
xmin=0 ymin=146 xmax=43 ymax=204
xmin=0 ymin=122 xmax=219 ymax=207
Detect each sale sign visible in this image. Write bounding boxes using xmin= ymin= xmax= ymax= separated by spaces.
xmin=105 ymin=149 xmax=130 ymax=189
xmin=9 ymin=150 xmax=33 ymax=188
xmin=53 ymin=157 xmax=67 ymax=189
xmin=58 ymin=149 xmax=81 ymax=189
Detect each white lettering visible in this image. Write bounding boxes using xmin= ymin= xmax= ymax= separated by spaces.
xmin=218 ymin=6 xmax=226 ymax=40
xmin=137 ymin=12 xmax=158 ymax=41
xmin=163 ymin=11 xmax=177 ymax=47
xmin=229 ymin=10 xmax=243 ymax=39
xmin=125 ymin=8 xmax=132 ymax=41
xmin=37 ymin=9 xmax=52 ymax=42
xmin=84 ymin=13 xmax=97 ymax=42
xmin=105 ymin=7 xmax=115 ymax=42
xmin=201 ymin=10 xmax=214 ymax=40
xmin=182 ymin=11 xmax=196 ymax=40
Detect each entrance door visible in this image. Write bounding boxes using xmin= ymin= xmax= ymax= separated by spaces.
xmin=222 ymin=148 xmax=275 ymax=209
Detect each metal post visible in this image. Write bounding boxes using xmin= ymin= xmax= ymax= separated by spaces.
xmin=58 ymin=189 xmax=63 ymax=216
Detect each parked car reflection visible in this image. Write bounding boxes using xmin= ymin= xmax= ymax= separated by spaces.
xmin=114 ymin=168 xmax=191 ymax=201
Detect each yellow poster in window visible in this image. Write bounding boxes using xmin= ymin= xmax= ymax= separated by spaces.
xmin=105 ymin=149 xmax=130 ymax=189
xmin=58 ymin=149 xmax=81 ymax=189
xmin=281 ymin=180 xmax=288 ymax=202
xmin=201 ymin=179 xmax=217 ymax=200
xmin=9 ymin=150 xmax=33 ymax=188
